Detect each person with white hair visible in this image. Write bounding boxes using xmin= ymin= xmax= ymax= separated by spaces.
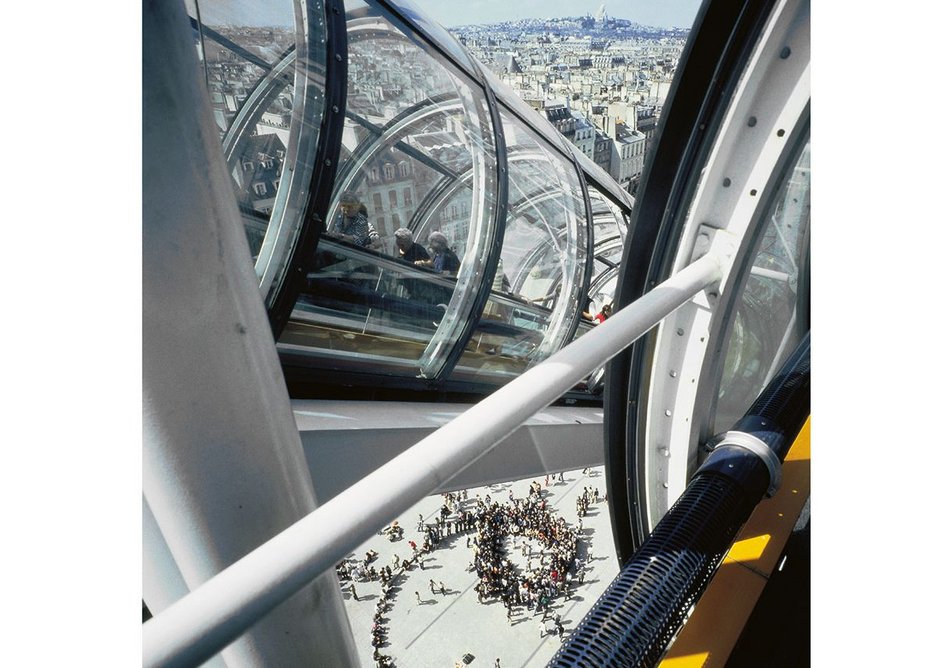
xmin=416 ymin=231 xmax=460 ymax=275
xmin=393 ymin=227 xmax=430 ymax=264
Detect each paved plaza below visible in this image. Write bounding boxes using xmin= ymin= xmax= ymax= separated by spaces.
xmin=339 ymin=467 xmax=619 ymax=668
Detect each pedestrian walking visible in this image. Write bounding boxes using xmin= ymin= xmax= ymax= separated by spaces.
xmin=350 ymin=584 xmax=359 ymax=601
xmin=439 ymin=582 xmax=446 ymax=595
xmin=430 ymin=579 xmax=436 ymax=594
xmin=415 ymin=591 xmax=422 ymax=604
xmin=495 ymin=659 xmax=501 ymax=668
xmin=539 ymin=620 xmax=546 ymax=638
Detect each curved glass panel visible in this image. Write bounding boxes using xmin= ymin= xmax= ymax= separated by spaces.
xmin=279 ymin=0 xmax=498 ymax=379
xmin=584 ymin=185 xmax=629 ymax=319
xmin=712 ymin=136 xmax=810 ymax=433
xmin=384 ymin=0 xmax=477 ymax=74
xmin=450 ymin=107 xmax=588 ymax=383
xmin=187 ymin=0 xmax=328 ymax=300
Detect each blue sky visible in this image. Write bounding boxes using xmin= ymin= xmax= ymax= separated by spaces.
xmin=417 ymin=0 xmax=702 ymax=28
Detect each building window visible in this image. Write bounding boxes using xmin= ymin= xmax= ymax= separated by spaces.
xmin=399 ymin=161 xmax=409 ymax=177
xmin=389 ymin=190 xmax=398 ymax=208
xmin=373 ymin=192 xmax=383 ymax=212
xmin=384 ymin=164 xmax=395 ymax=180
xmin=243 ymin=160 xmax=254 ymax=171
xmin=403 ymin=187 xmax=412 ymax=206
xmin=253 ymin=182 xmax=267 ymax=196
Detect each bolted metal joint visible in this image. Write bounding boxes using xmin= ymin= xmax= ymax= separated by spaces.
xmin=707 ymin=430 xmax=782 ymax=497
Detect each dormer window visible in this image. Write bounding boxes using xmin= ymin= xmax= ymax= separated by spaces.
xmin=243 ymin=160 xmax=254 ymax=171
xmin=253 ymin=182 xmax=267 ymax=196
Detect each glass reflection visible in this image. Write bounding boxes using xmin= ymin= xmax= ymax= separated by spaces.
xmin=712 ymin=136 xmax=810 ymax=432
xmin=186 ymin=0 xmax=328 ymax=298
xmin=280 ymin=0 xmax=498 ymax=378
xmin=451 ymin=108 xmax=589 ymax=382
xmin=583 ymin=186 xmax=628 ymax=323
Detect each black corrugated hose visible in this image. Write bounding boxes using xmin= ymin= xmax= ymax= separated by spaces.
xmin=549 ymin=333 xmax=809 ymax=667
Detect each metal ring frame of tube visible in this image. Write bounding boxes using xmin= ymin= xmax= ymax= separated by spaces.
xmin=433 ymin=45 xmax=510 ymax=380
xmin=142 ymin=252 xmax=726 ymax=668
xmin=708 ymin=430 xmax=783 ymax=497
xmin=548 ymin=333 xmax=809 ymax=668
xmin=606 ymin=0 xmax=805 ymax=562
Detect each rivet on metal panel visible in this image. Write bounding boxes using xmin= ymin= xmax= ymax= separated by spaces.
xmin=676 ymin=328 xmax=684 ymax=336
xmin=722 ymin=178 xmax=731 ymax=187
xmin=747 ymin=116 xmax=757 ymax=127
xmin=780 ymin=46 xmax=792 ymax=59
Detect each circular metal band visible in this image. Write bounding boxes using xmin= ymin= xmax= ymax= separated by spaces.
xmin=712 ymin=430 xmax=783 ymax=497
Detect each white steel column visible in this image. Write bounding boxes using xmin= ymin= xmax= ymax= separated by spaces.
xmin=142 ymin=1 xmax=358 ymax=667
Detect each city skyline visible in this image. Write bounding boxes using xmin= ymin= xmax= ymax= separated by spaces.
xmin=188 ymin=0 xmax=701 ymax=30
xmin=416 ymin=0 xmax=701 ymax=29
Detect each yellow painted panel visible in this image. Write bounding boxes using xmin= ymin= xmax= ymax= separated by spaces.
xmin=662 ymin=562 xmax=767 ymax=667
xmin=662 ymin=418 xmax=811 ymax=666
xmin=721 ymin=418 xmax=810 ymax=578
xmin=785 ymin=416 xmax=811 ymax=461
xmin=725 ymin=533 xmax=770 ymax=563
xmin=659 ymin=651 xmax=711 ymax=668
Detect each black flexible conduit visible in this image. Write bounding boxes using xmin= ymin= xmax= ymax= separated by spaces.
xmin=549 ymin=333 xmax=809 ymax=667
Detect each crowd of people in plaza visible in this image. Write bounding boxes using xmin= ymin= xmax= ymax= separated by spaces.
xmin=335 ymin=474 xmax=604 ymax=666
xmin=468 ymin=479 xmax=602 ymax=623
